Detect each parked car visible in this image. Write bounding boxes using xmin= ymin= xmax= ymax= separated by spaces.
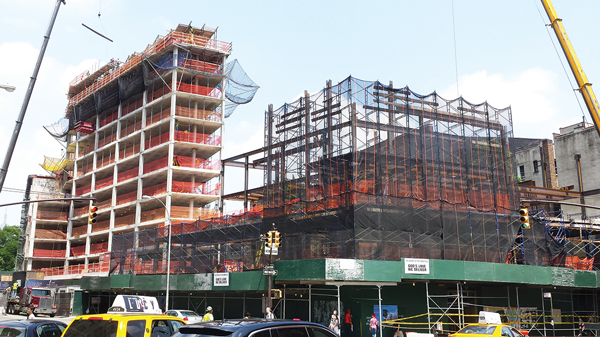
xmin=166 ymin=310 xmax=204 ymax=324
xmin=173 ymin=319 xmax=336 ymax=337
xmin=61 ymin=313 xmax=186 ymax=337
xmin=0 ymin=319 xmax=67 ymax=337
xmin=448 ymin=324 xmax=527 ymax=337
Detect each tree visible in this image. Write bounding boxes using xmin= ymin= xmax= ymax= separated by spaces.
xmin=0 ymin=226 xmax=20 ymax=271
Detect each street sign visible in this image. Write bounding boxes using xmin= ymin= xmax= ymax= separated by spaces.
xmin=263 ymin=265 xmax=278 ymax=276
xmin=265 ymin=247 xmax=279 ymax=255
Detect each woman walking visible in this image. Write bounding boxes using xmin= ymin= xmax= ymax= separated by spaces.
xmin=329 ymin=310 xmax=340 ymax=335
xmin=369 ymin=314 xmax=379 ymax=337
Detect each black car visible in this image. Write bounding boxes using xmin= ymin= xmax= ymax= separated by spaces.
xmin=174 ymin=319 xmax=336 ymax=337
xmin=0 ymin=319 xmax=67 ymax=337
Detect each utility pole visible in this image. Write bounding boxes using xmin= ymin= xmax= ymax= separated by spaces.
xmin=0 ymin=0 xmax=66 ymax=193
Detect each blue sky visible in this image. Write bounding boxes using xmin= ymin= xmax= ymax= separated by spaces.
xmin=1 ymin=0 xmax=599 ymax=226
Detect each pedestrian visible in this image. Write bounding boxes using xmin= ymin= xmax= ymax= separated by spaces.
xmin=329 ymin=310 xmax=340 ymax=335
xmin=203 ymin=306 xmax=214 ymax=322
xmin=369 ymin=314 xmax=379 ymax=337
xmin=27 ymin=307 xmax=35 ymax=320
xmin=265 ymin=307 xmax=276 ymax=319
xmin=343 ymin=309 xmax=353 ymax=337
xmin=244 ymin=312 xmax=251 ymax=319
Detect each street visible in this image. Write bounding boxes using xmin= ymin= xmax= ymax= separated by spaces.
xmin=0 ymin=313 xmax=74 ymax=324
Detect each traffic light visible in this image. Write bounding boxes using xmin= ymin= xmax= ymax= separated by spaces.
xmin=266 ymin=231 xmax=273 ymax=248
xmin=88 ymin=205 xmax=98 ymax=225
xmin=271 ymin=289 xmax=282 ymax=299
xmin=519 ymin=208 xmax=530 ymax=229
xmin=274 ymin=231 xmax=281 ymax=248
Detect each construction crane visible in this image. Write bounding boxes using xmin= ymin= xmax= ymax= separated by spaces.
xmin=541 ymin=0 xmax=600 ymax=136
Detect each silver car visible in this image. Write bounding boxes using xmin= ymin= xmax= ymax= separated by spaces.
xmin=166 ymin=309 xmax=204 ymax=324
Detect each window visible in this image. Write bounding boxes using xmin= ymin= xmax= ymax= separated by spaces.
xmin=273 ymin=327 xmax=310 ymax=337
xmin=518 ymin=165 xmax=525 ymax=179
xmin=169 ymin=320 xmax=184 ymax=334
xmin=151 ymin=320 xmax=172 ymax=337
xmin=533 ymin=160 xmax=539 ymax=173
xmin=127 ymin=320 xmax=147 ymax=337
xmin=36 ymin=324 xmax=63 ymax=337
xmin=510 ymin=328 xmax=524 ymax=337
xmin=501 ymin=327 xmax=514 ymax=337
xmin=63 ymin=320 xmax=118 ymax=337
xmin=310 ymin=327 xmax=338 ymax=337
xmin=250 ymin=330 xmax=272 ymax=337
xmin=0 ymin=327 xmax=25 ymax=337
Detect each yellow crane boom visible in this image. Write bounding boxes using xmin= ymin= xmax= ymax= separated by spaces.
xmin=541 ymin=0 xmax=600 ymax=136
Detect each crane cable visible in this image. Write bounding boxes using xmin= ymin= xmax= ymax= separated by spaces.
xmin=451 ymin=0 xmax=460 ymax=97
xmin=532 ymin=0 xmax=587 ymax=123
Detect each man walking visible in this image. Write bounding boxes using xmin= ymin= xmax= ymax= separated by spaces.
xmin=203 ymin=306 xmax=214 ymax=322
xmin=343 ymin=309 xmax=353 ymax=337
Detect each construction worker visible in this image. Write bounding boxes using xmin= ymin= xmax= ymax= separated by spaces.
xmin=203 ymin=306 xmax=214 ymax=322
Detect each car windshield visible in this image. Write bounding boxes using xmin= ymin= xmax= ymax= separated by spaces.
xmin=0 ymin=327 xmax=26 ymax=337
xmin=181 ymin=310 xmax=200 ymax=317
xmin=31 ymin=289 xmax=51 ymax=296
xmin=63 ymin=319 xmax=118 ymax=337
xmin=457 ymin=325 xmax=498 ymax=335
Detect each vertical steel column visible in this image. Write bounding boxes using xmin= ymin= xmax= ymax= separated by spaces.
xmin=516 ymin=287 xmax=521 ymax=329
xmin=244 ymin=156 xmax=249 ymax=211
xmin=304 ymin=91 xmax=311 ymax=214
xmin=378 ymin=285 xmax=383 ymax=337
xmin=541 ymin=289 xmax=547 ymax=337
xmin=426 ymin=282 xmax=431 ymax=329
xmin=309 ymin=284 xmax=312 ymax=322
xmin=283 ymin=285 xmax=286 ymax=319
xmin=337 ymin=285 xmax=341 ymax=326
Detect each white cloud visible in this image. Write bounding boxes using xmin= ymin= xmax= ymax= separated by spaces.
xmin=440 ymin=68 xmax=572 ymax=138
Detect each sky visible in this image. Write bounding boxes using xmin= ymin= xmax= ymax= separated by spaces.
xmin=1 ymin=0 xmax=599 ymax=227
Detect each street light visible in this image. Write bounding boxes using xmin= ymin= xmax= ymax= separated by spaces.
xmin=0 ymin=84 xmax=16 ymax=92
xmin=142 ymin=195 xmax=171 ymax=312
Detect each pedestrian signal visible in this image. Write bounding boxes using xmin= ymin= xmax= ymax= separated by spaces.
xmin=88 ymin=205 xmax=98 ymax=225
xmin=519 ymin=208 xmax=530 ymax=229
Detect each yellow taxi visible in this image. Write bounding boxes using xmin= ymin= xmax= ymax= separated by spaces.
xmin=61 ymin=295 xmax=186 ymax=337
xmin=448 ymin=324 xmax=528 ymax=337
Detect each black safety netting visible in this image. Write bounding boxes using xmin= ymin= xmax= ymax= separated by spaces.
xmin=43 ymin=117 xmax=72 ymax=140
xmin=110 ymin=76 xmax=531 ymax=276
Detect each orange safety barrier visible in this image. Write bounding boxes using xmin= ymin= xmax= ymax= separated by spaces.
xmin=147 ymin=107 xmax=171 ymax=127
xmin=148 ymin=86 xmax=172 ymax=103
xmin=33 ymin=248 xmax=66 ymax=258
xmin=97 ymin=132 xmax=117 ymax=149
xmin=70 ymin=245 xmax=86 ymax=257
xmin=72 ymin=226 xmax=88 ymax=237
xmin=117 ymin=166 xmax=139 ymax=182
xmin=96 ymin=154 xmax=115 ymax=170
xmin=120 ymin=119 xmax=142 ymax=138
xmin=73 ymin=206 xmax=88 ymax=217
xmin=92 ymin=219 xmax=110 ymax=233
xmin=142 ymin=182 xmax=167 ymax=197
xmin=35 ymin=229 xmax=66 ymax=240
xmin=90 ymin=242 xmax=109 ymax=254
xmin=181 ymin=59 xmax=219 ymax=73
xmin=68 ymin=30 xmax=231 ymax=107
xmin=174 ymin=106 xmax=221 ymax=122
xmin=114 ymin=214 xmax=135 ymax=228
xmin=145 ymin=131 xmax=170 ymax=150
xmin=95 ymin=175 xmax=114 ymax=190
xmin=96 ymin=197 xmax=112 ymax=210
xmin=99 ymin=111 xmax=118 ymax=127
xmin=140 ymin=208 xmax=167 ymax=223
xmin=122 ymin=98 xmax=143 ymax=116
xmin=174 ymin=130 xmax=221 ymax=146
xmin=76 ymin=184 xmax=91 ymax=196
xmin=176 ymin=82 xmax=221 ymax=98
xmin=36 ymin=210 xmax=68 ymax=221
xmin=173 ymin=155 xmax=220 ymax=170
xmin=78 ymin=144 xmax=94 ymax=158
xmin=77 ymin=162 xmax=93 ymax=176
xmin=143 ymin=156 xmax=168 ymax=174
xmin=116 ymin=190 xmax=137 ymax=206
xmin=119 ymin=142 xmax=141 ymax=160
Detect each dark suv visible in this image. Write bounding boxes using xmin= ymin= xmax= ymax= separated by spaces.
xmin=174 ymin=320 xmax=336 ymax=337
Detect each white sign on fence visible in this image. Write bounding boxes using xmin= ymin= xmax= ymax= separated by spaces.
xmin=404 ymin=258 xmax=430 ymax=275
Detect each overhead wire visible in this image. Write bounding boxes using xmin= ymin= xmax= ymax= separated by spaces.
xmin=532 ymin=0 xmax=587 ymax=123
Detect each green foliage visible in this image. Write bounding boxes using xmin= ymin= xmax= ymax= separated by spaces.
xmin=0 ymin=226 xmax=20 ymax=271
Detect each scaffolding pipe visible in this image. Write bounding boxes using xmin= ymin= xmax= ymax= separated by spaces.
xmin=0 ymin=0 xmax=65 ymax=193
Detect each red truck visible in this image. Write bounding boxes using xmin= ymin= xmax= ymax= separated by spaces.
xmin=6 ymin=286 xmax=57 ymax=316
